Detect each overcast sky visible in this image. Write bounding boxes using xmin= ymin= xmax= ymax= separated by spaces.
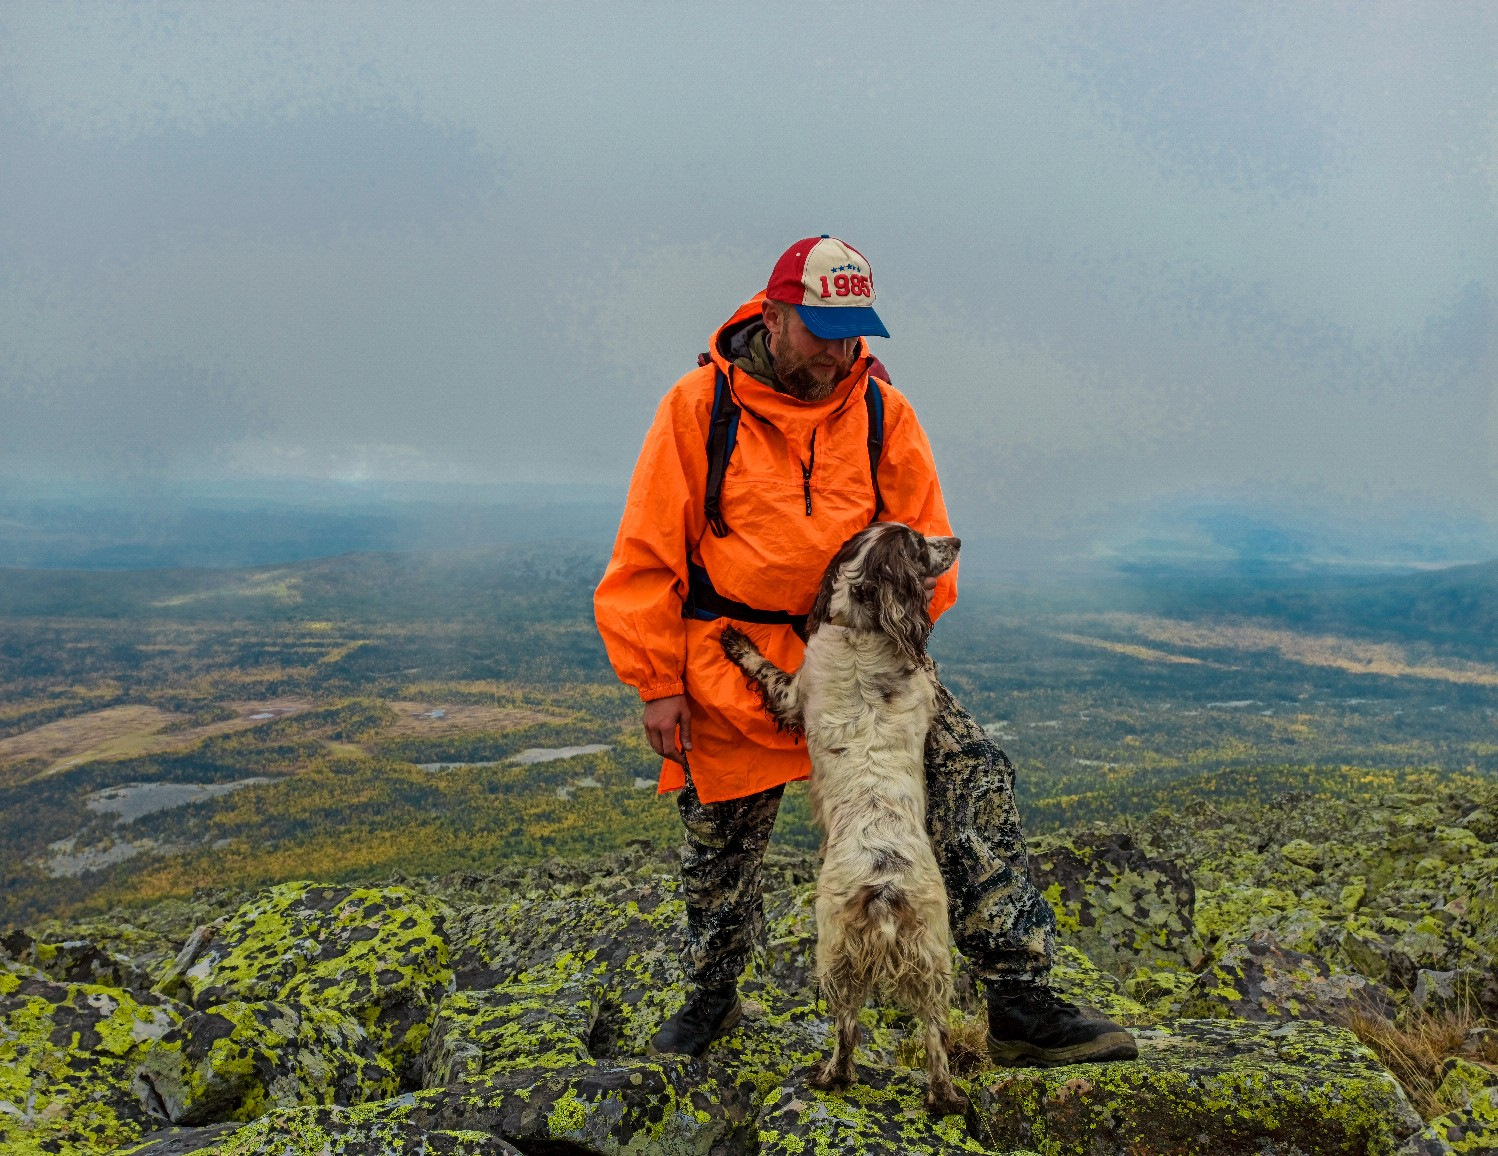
xmin=2 ymin=2 xmax=1495 ymax=550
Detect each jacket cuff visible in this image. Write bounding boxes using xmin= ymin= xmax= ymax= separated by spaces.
xmin=639 ymin=680 xmax=686 ymax=702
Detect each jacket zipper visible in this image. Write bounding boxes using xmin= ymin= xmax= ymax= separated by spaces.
xmin=800 ymin=432 xmax=816 ymax=516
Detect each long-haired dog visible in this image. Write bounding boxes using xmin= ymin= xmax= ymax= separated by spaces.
xmin=720 ymin=522 xmax=965 ymax=1115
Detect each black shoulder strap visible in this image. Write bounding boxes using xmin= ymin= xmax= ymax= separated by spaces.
xmin=702 ymin=368 xmax=741 ymax=538
xmin=865 ymin=376 xmax=886 ymax=521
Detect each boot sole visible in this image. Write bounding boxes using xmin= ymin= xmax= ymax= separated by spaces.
xmin=988 ymin=1030 xmax=1139 ymax=1067
xmin=647 ymin=997 xmax=743 ymax=1058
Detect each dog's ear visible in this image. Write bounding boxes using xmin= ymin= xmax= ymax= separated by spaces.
xmin=868 ymin=528 xmax=932 ymax=662
xmin=808 ymin=529 xmax=876 ymax=633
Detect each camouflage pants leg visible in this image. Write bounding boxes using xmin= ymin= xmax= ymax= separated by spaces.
xmin=925 ymin=679 xmax=1056 ymax=987
xmin=677 ymin=768 xmax=785 ymax=989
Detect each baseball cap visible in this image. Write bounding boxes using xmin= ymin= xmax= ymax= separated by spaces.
xmin=765 ymin=235 xmax=890 ymax=340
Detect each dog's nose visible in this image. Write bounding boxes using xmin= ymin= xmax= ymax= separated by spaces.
xmin=950 ymin=537 xmax=962 ymax=551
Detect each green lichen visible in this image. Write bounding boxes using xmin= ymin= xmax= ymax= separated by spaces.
xmin=979 ymin=1019 xmax=1421 ymax=1156
xmin=0 ymin=976 xmax=182 ymax=1156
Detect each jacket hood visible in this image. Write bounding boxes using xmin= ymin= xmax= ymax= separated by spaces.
xmin=709 ymin=294 xmax=870 ymax=421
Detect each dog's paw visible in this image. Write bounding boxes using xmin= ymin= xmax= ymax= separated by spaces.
xmin=718 ymin=625 xmax=757 ymax=666
xmin=925 ymin=1081 xmax=969 ymax=1117
xmin=806 ymin=1059 xmax=855 ymax=1092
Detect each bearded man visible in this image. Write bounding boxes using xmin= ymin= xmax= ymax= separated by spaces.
xmin=593 ymin=236 xmax=1137 ymax=1068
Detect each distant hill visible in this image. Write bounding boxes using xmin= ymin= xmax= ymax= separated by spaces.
xmin=1122 ymin=558 xmax=1498 ymax=658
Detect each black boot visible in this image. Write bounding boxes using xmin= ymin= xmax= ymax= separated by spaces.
xmin=986 ymin=983 xmax=1138 ymax=1067
xmin=648 ymin=985 xmax=743 ymax=1058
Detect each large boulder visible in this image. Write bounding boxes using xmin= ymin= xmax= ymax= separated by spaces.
xmin=756 ymin=1066 xmax=989 ymax=1155
xmin=122 ymin=1103 xmax=522 ymax=1155
xmin=1183 ymin=930 xmax=1395 ymax=1022
xmin=0 ymin=968 xmax=183 ymax=1155
xmin=134 ymin=1000 xmax=397 ymax=1125
xmin=1028 ymin=832 xmax=1199 ymax=974
xmin=174 ymin=882 xmax=453 ymax=1073
xmin=977 ymin=1018 xmax=1422 ymax=1156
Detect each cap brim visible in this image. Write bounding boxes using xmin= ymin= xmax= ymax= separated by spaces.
xmin=795 ymin=303 xmax=890 ymax=339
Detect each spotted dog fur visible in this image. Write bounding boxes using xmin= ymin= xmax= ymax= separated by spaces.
xmin=721 ymin=522 xmax=967 ymax=1116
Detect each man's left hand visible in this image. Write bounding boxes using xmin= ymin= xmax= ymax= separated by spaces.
xmin=923 ymin=576 xmax=938 ymax=605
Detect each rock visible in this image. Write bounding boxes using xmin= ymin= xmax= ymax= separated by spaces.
xmin=0 ymin=970 xmax=183 ymax=1155
xmin=1 ymin=928 xmax=156 ymax=995
xmin=1456 ymin=808 xmax=1498 ymax=843
xmin=178 ymin=882 xmax=453 ymax=1074
xmin=418 ymin=970 xmax=601 ymax=1085
xmin=1183 ymin=930 xmax=1395 ymax=1022
xmin=1398 ymin=1086 xmax=1498 ymax=1155
xmin=134 ymin=999 xmax=397 ymax=1125
xmin=1047 ymin=944 xmax=1151 ymax=1025
xmin=118 ymin=1121 xmax=244 ymax=1154
xmin=125 ymin=1103 xmax=523 ymax=1154
xmin=408 ymin=1060 xmax=758 ymax=1155
xmin=1028 ymin=832 xmax=1199 ymax=973
xmin=978 ymin=1018 xmax=1422 ymax=1156
xmin=756 ymin=1065 xmax=989 ymax=1154
xmin=1435 ymin=1057 xmax=1498 ymax=1112
xmin=1413 ymin=969 xmax=1491 ymax=1018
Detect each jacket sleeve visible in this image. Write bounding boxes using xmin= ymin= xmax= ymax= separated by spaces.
xmin=594 ymin=388 xmax=705 ymax=701
xmin=876 ymin=389 xmax=959 ymax=621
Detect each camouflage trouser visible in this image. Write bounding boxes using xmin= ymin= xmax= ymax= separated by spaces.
xmin=676 ymin=678 xmax=1056 ymax=990
xmin=677 ymin=773 xmax=785 ymax=989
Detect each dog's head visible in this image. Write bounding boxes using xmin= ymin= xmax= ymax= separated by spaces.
xmin=807 ymin=523 xmax=961 ymax=661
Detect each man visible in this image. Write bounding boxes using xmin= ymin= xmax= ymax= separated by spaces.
xmin=594 ymin=236 xmax=1136 ymax=1067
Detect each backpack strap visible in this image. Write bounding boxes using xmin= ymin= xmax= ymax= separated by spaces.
xmin=865 ymin=375 xmax=886 ymax=521
xmin=702 ymin=368 xmax=741 ymax=539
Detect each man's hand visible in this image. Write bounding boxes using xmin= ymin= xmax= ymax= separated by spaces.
xmin=643 ymin=694 xmax=692 ymax=767
xmin=923 ymin=576 xmax=938 ymax=605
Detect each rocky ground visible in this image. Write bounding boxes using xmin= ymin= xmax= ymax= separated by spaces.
xmin=3 ymin=782 xmax=1497 ymax=1155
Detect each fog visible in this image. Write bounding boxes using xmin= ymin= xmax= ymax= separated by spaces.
xmin=2 ymin=2 xmax=1496 ymax=562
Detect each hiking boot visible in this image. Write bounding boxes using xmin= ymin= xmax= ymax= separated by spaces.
xmin=648 ymin=985 xmax=742 ymax=1058
xmin=986 ymin=983 xmax=1138 ymax=1067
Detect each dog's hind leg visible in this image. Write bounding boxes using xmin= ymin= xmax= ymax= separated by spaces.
xmin=808 ymin=951 xmax=867 ymax=1092
xmin=719 ymin=626 xmax=802 ymax=731
xmin=808 ymin=1002 xmax=863 ymax=1092
xmin=901 ymin=951 xmax=969 ymax=1116
xmin=919 ymin=1008 xmax=968 ymax=1116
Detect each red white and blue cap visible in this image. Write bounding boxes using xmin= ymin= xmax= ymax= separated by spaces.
xmin=765 ymin=235 xmax=890 ymax=340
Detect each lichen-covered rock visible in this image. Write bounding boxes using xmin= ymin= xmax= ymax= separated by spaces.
xmin=977 ymin=1018 xmax=1422 ymax=1156
xmin=1399 ymin=1086 xmax=1498 ymax=1156
xmin=0 ymin=970 xmax=183 ymax=1155
xmin=1029 ymin=832 xmax=1198 ymax=973
xmin=117 ymin=1121 xmax=245 ymax=1154
xmin=134 ymin=999 xmax=397 ymax=1125
xmin=1 ymin=929 xmax=156 ymax=995
xmin=756 ymin=1065 xmax=990 ymax=1155
xmin=1435 ymin=1057 xmax=1498 ymax=1113
xmin=178 ymin=882 xmax=452 ymax=1072
xmin=408 ymin=1059 xmax=757 ymax=1155
xmin=124 ymin=1102 xmax=523 ymax=1155
xmin=1047 ymin=944 xmax=1152 ymax=1026
xmin=1182 ymin=930 xmax=1394 ymax=1022
xmin=1413 ymin=969 xmax=1493 ymax=1017
xmin=418 ymin=970 xmax=601 ymax=1085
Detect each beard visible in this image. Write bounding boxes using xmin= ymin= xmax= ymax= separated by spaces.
xmin=771 ymin=347 xmax=852 ymax=402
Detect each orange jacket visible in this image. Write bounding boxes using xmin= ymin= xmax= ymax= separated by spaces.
xmin=594 ymin=295 xmax=957 ymax=803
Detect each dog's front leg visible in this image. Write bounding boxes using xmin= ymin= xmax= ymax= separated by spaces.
xmin=719 ymin=626 xmax=802 ymax=732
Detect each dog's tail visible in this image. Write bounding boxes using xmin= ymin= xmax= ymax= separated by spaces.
xmin=853 ymin=881 xmax=918 ymax=947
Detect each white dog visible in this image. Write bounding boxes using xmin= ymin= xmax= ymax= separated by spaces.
xmin=720 ymin=522 xmax=965 ymax=1115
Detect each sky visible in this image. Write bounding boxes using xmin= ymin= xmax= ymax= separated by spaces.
xmin=2 ymin=2 xmax=1496 ymax=557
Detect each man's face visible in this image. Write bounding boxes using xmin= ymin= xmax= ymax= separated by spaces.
xmin=763 ymin=303 xmax=858 ymax=401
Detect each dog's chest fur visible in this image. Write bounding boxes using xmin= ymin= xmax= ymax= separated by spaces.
xmin=798 ymin=624 xmax=937 ymax=817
